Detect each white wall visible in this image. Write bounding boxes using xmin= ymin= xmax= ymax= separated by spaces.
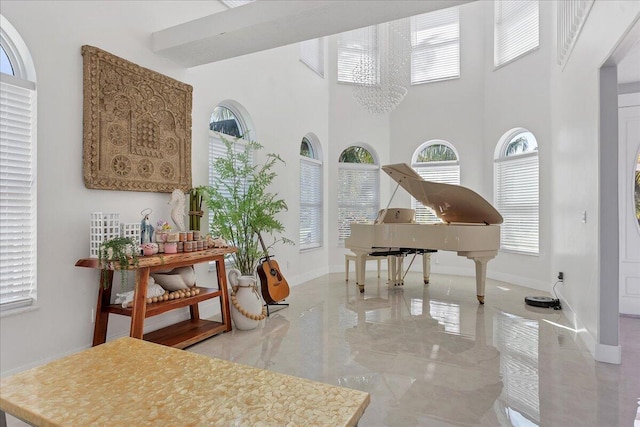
xmin=0 ymin=0 xmax=330 ymax=375
xmin=2 ymin=0 xmax=636 ymax=374
xmin=549 ymin=1 xmax=640 ymax=361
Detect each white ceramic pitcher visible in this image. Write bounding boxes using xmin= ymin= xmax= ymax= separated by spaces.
xmin=227 ymin=269 xmax=264 ymax=330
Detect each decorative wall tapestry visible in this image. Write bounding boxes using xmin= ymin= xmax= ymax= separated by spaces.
xmin=82 ymin=45 xmax=192 ymax=193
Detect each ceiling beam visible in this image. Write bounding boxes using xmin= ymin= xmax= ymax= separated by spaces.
xmin=152 ymin=0 xmax=474 ymax=67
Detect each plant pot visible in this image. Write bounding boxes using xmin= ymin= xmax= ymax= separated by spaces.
xmin=228 ymin=269 xmax=265 ymax=330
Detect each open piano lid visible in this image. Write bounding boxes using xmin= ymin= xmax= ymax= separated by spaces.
xmin=382 ymin=163 xmax=503 ymax=225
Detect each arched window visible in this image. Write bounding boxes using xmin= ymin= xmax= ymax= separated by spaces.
xmin=299 ymin=134 xmax=323 ymax=250
xmin=411 ymin=140 xmax=460 ymax=223
xmin=337 ymin=145 xmax=379 ymax=242
xmin=209 ymin=105 xmax=245 ymax=138
xmin=208 ymin=100 xmax=254 ymax=178
xmin=494 ymin=128 xmax=539 ymax=254
xmin=1 ymin=15 xmax=37 ymax=310
xmin=208 ymin=100 xmax=255 ymax=216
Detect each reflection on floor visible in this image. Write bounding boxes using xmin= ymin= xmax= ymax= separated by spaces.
xmin=189 ymin=272 xmax=639 ymax=427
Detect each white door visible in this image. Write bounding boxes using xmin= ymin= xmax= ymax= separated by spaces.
xmin=618 ymin=99 xmax=640 ymax=316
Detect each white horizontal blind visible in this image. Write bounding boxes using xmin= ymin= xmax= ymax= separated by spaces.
xmin=1 ymin=79 xmax=36 ymax=310
xmin=411 ymin=7 xmax=460 ymax=84
xmin=299 ymin=158 xmax=322 ymax=250
xmin=495 ymin=153 xmax=539 ymax=254
xmin=337 ymin=164 xmax=379 ymax=241
xmin=557 ymin=0 xmax=594 ymax=66
xmin=208 ymin=133 xmax=251 ymax=200
xmin=337 ymin=26 xmax=378 ymax=84
xmin=300 ymin=38 xmax=324 ymax=78
xmin=494 ymin=0 xmax=539 ymax=67
xmin=411 ymin=163 xmax=460 ymax=224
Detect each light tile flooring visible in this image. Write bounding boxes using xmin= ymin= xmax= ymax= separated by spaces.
xmin=6 ymin=272 xmax=639 ymax=426
xmin=189 ymin=272 xmax=640 ymax=427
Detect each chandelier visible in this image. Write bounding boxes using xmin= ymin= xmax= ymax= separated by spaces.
xmin=352 ymin=19 xmax=411 ymax=114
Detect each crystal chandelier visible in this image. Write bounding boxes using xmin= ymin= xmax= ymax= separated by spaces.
xmin=352 ymin=19 xmax=411 ymax=114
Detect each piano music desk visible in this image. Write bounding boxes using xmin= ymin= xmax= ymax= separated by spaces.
xmin=0 ymin=338 xmax=371 ymax=427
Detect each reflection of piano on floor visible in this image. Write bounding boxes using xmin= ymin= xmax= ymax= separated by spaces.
xmin=345 ymin=163 xmax=503 ymax=304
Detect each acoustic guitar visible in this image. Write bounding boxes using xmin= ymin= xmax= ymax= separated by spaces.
xmin=256 ymin=230 xmax=290 ymax=304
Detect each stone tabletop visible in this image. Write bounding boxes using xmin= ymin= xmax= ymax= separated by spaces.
xmin=0 ymin=337 xmax=370 ymax=426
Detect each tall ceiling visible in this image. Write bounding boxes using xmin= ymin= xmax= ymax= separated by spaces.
xmin=152 ymin=0 xmax=473 ymax=67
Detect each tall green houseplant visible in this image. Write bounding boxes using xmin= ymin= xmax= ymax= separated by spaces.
xmin=201 ymin=136 xmax=292 ymax=275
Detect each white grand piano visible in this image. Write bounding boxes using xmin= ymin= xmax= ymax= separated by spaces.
xmin=345 ymin=163 xmax=503 ymax=304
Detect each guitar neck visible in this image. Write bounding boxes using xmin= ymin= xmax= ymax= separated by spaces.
xmin=255 ymin=228 xmax=274 ymax=268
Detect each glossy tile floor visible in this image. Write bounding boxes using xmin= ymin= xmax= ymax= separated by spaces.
xmin=189 ymin=272 xmax=640 ymax=427
xmin=6 ymin=272 xmax=638 ymax=427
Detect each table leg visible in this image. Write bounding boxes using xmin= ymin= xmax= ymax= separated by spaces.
xmin=93 ymin=269 xmax=113 ymax=346
xmin=189 ymin=303 xmax=200 ymax=320
xmin=215 ymin=258 xmax=232 ymax=332
xmin=130 ymin=268 xmax=149 ymax=339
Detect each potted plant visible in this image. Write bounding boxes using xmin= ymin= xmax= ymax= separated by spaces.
xmin=98 ymin=236 xmax=140 ymax=290
xmin=200 ymin=135 xmax=293 ymax=276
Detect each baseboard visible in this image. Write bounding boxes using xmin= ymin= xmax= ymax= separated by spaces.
xmin=557 ymin=293 xmax=621 ymax=365
xmin=288 ymin=266 xmax=329 ymax=287
xmin=595 ymin=343 xmax=622 ymax=364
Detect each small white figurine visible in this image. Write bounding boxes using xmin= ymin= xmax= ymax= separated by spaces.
xmin=168 ymin=189 xmax=186 ymax=232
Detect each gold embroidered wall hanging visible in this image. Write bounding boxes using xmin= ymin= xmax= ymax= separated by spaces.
xmin=82 ymin=45 xmax=192 ymax=193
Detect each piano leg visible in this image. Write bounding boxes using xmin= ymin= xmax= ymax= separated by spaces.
xmin=388 ymin=255 xmax=404 ymax=287
xmin=459 ymin=251 xmax=497 ymax=305
xmin=422 ymin=253 xmax=431 ymax=284
xmin=353 ymin=251 xmax=368 ymax=293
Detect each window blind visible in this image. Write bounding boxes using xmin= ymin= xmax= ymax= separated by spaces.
xmin=208 ymin=133 xmax=251 ymax=200
xmin=300 ymin=38 xmax=325 ymax=78
xmin=337 ymin=164 xmax=379 ymax=241
xmin=494 ymin=0 xmax=539 ymax=68
xmin=1 ymin=78 xmax=36 ymax=310
xmin=337 ymin=26 xmax=378 ymax=84
xmin=495 ymin=153 xmax=539 ymax=254
xmin=411 ymin=162 xmax=460 ymax=224
xmin=411 ymin=7 xmax=460 ymax=84
xmin=299 ymin=157 xmax=322 ymax=250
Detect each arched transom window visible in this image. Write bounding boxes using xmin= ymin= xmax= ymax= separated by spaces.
xmin=411 ymin=140 xmax=460 ymax=223
xmin=299 ymin=135 xmax=323 ymax=250
xmin=494 ymin=128 xmax=539 ymax=254
xmin=337 ymin=145 xmax=379 ymax=242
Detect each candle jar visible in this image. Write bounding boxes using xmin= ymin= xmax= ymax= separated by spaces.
xmin=164 ymin=242 xmax=177 ymax=254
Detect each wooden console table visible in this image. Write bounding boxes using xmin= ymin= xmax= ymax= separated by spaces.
xmin=1 ymin=337 xmax=370 ymax=426
xmin=75 ymin=247 xmax=236 ymax=349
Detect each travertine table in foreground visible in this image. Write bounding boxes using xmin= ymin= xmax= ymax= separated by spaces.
xmin=0 ymin=338 xmax=370 ymax=426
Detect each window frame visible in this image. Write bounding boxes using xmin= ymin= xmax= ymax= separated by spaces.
xmin=494 ymin=128 xmax=540 ymax=255
xmin=493 ymin=0 xmax=540 ymax=69
xmin=207 ymin=101 xmax=254 ymax=269
xmin=337 ymin=146 xmax=380 ymax=244
xmin=300 ymin=38 xmax=325 ymax=78
xmin=337 ymin=26 xmax=378 ymax=85
xmin=410 ymin=6 xmax=461 ymax=85
xmin=299 ymin=135 xmax=323 ymax=251
xmin=0 ymin=15 xmax=37 ymax=314
xmin=411 ymin=140 xmax=461 ymax=224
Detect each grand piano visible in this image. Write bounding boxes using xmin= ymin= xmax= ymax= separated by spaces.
xmin=345 ymin=163 xmax=503 ymax=304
